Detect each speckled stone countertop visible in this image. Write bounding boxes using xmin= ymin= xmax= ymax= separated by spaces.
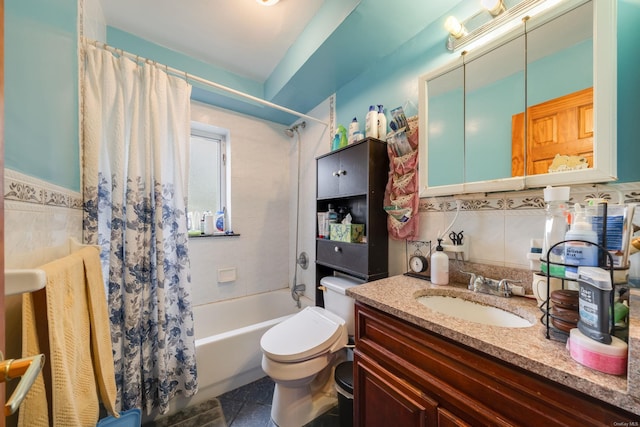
xmin=347 ymin=274 xmax=640 ymax=416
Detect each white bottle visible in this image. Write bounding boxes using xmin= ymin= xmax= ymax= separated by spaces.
xmin=564 ymin=203 xmax=599 ymax=279
xmin=348 ymin=117 xmax=359 ymax=143
xmin=377 ymin=105 xmax=387 ymax=140
xmin=365 ymin=105 xmax=378 ymax=139
xmin=431 ymin=239 xmax=449 ymax=285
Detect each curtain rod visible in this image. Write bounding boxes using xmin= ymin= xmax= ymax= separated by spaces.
xmin=84 ymin=38 xmax=328 ymax=126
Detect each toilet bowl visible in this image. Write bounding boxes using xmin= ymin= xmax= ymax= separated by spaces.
xmin=260 ymin=275 xmax=361 ymax=427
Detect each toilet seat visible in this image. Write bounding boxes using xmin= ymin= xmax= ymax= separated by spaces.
xmin=261 ymin=306 xmax=346 ymax=363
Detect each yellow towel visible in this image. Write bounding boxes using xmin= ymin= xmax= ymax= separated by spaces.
xmin=18 ymin=247 xmax=118 ymax=426
xmin=81 ymin=247 xmax=118 ymax=416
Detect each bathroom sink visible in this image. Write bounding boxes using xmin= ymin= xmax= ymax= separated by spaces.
xmin=416 ymin=295 xmax=533 ymax=328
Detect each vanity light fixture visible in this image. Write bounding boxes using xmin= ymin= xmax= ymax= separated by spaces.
xmin=256 ymin=0 xmax=279 ymax=5
xmin=447 ymin=0 xmax=563 ymax=52
xmin=445 ymin=16 xmax=468 ymax=39
xmin=445 ymin=16 xmax=468 ymax=50
xmin=482 ymin=0 xmax=507 ymax=16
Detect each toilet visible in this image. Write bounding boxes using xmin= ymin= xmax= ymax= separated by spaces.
xmin=260 ymin=275 xmax=360 ymax=427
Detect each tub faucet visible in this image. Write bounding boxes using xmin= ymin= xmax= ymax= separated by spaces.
xmin=291 ymin=283 xmax=306 ymax=308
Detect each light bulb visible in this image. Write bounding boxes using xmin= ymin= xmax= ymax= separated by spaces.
xmin=445 ymin=16 xmax=467 ymax=39
xmin=481 ymin=0 xmax=506 ymax=16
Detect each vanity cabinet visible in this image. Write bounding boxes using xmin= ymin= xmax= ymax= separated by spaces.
xmin=354 ymin=302 xmax=636 ymax=426
xmin=315 ymin=138 xmax=388 ymax=305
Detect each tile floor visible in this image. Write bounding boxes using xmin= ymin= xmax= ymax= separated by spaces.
xmin=219 ymin=376 xmax=342 ymax=427
xmin=144 ymin=376 xmax=344 ymax=427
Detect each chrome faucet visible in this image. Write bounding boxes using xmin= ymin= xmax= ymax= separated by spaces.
xmin=291 ymin=283 xmax=306 ymax=308
xmin=461 ymin=271 xmax=518 ymax=298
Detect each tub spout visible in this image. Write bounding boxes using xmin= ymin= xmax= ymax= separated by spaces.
xmin=291 ymin=284 xmax=306 ymax=308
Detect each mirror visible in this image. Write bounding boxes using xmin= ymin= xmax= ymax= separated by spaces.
xmin=426 ymin=62 xmax=464 ymax=192
xmin=419 ymin=0 xmax=616 ymax=197
xmin=465 ymin=34 xmax=525 ymax=190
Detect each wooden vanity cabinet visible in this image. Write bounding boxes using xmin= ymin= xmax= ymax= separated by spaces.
xmin=354 ymin=302 xmax=637 ymax=427
xmin=315 ymin=138 xmax=388 ymax=305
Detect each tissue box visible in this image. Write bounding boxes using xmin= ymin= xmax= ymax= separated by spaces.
xmin=330 ymin=224 xmax=364 ymax=243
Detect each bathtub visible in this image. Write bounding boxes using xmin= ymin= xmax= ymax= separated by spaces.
xmin=165 ymin=288 xmax=312 ymax=415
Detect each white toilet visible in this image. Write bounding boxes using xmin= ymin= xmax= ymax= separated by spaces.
xmin=260 ymin=275 xmax=360 ymax=427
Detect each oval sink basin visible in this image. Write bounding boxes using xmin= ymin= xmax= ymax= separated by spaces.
xmin=416 ymin=295 xmax=533 ymax=328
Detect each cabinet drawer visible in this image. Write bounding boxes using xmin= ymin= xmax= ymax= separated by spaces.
xmin=317 ymin=239 xmax=367 ymax=274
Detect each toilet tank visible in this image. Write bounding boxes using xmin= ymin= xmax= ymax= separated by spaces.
xmin=321 ymin=275 xmax=362 ymax=336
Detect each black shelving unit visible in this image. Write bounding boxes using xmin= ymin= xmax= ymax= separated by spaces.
xmin=315 ymin=138 xmax=389 ymax=307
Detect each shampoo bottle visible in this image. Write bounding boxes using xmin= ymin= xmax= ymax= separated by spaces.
xmin=564 ymin=203 xmax=599 ymax=279
xmin=377 ymin=105 xmax=387 ymax=140
xmin=348 ymin=117 xmax=359 ymax=143
xmin=365 ymin=105 xmax=379 ymax=139
xmin=431 ymin=239 xmax=449 ymax=285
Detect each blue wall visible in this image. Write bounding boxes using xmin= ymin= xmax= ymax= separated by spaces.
xmin=336 ymin=0 xmax=640 ymax=184
xmin=5 ymin=0 xmax=638 ymax=192
xmin=5 ymin=0 xmax=79 ymax=191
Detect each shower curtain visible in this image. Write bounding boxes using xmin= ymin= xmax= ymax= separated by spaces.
xmin=82 ymin=44 xmax=197 ymax=414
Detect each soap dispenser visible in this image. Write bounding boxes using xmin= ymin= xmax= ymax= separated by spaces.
xmin=431 ymin=239 xmax=449 ymax=285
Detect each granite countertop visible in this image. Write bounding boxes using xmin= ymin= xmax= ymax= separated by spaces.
xmin=347 ymin=274 xmax=640 ymax=416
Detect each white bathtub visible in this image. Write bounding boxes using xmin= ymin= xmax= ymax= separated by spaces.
xmin=162 ymin=288 xmax=312 ymax=417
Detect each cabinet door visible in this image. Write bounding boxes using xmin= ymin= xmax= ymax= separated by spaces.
xmin=317 ymin=142 xmax=370 ymax=199
xmin=317 ymin=153 xmax=340 ymax=199
xmin=354 ymin=353 xmax=437 ymax=427
xmin=338 ymin=142 xmax=368 ymax=196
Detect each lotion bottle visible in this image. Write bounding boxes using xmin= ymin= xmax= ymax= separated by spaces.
xmin=564 ymin=203 xmax=598 ymax=279
xmin=377 ymin=105 xmax=387 ymax=140
xmin=431 ymin=239 xmax=449 ymax=285
xmin=365 ymin=105 xmax=378 ymax=139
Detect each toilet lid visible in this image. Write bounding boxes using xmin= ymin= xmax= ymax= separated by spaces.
xmin=261 ymin=306 xmax=345 ymax=362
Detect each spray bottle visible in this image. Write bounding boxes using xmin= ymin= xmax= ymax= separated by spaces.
xmin=338 ymin=124 xmax=348 ymax=149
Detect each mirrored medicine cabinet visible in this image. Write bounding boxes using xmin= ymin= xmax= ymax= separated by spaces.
xmin=418 ymin=0 xmax=616 ymax=197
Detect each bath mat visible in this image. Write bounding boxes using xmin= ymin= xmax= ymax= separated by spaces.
xmin=145 ymin=398 xmax=227 ymax=427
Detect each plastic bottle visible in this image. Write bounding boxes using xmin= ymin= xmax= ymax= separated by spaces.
xmin=348 ymin=117 xmax=359 ymax=142
xmin=337 ymin=125 xmax=348 ymax=149
xmin=331 ymin=132 xmax=341 ymax=151
xmin=365 ymin=105 xmax=378 ymax=139
xmin=377 ymin=105 xmax=387 ymax=140
xmin=564 ymin=203 xmax=599 ymax=279
xmin=430 ymin=239 xmax=449 ymax=285
xmin=541 ymin=186 xmax=571 ymax=277
xmin=215 ymin=208 xmax=226 ymax=233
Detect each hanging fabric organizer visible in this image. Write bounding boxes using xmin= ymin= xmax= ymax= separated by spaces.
xmin=384 ymin=116 xmax=420 ymax=240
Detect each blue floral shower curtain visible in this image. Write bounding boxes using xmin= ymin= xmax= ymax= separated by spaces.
xmin=82 ymin=44 xmax=197 ymax=414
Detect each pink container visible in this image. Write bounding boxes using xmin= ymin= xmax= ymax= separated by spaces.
xmin=567 ymin=328 xmax=628 ymax=375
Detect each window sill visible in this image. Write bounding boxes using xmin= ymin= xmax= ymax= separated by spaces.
xmin=188 ymin=232 xmax=240 ymax=238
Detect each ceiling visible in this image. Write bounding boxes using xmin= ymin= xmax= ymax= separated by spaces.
xmin=100 ymin=0 xmax=465 ymax=124
xmin=100 ymin=0 xmax=327 ymax=82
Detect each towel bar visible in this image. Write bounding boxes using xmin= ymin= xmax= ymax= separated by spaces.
xmin=4 ymin=238 xmax=100 ymax=296
xmin=0 ymin=353 xmax=45 ymax=415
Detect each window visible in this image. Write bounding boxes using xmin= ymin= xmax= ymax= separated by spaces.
xmin=188 ymin=121 xmax=231 ymax=233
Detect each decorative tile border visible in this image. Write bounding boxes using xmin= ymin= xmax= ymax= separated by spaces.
xmin=419 ymin=181 xmax=640 ymax=212
xmin=4 ymin=169 xmax=83 ymax=210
